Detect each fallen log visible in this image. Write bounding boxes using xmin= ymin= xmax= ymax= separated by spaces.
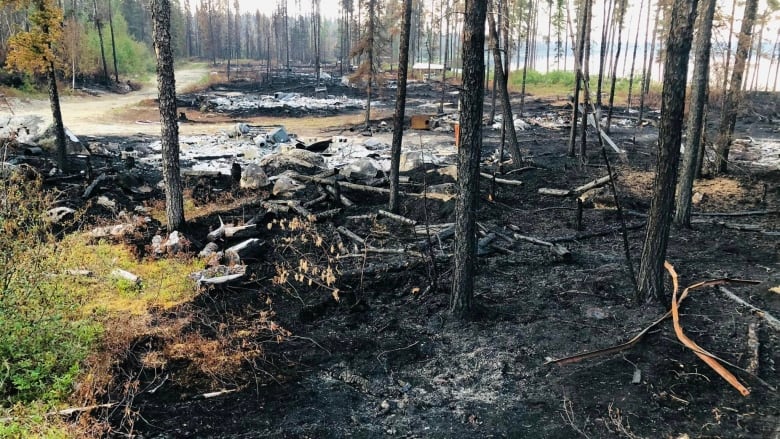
xmin=313 ymin=208 xmax=341 ymax=221
xmin=285 ymin=200 xmax=315 ymax=221
xmin=538 ymin=175 xmax=612 ymax=198
xmin=415 ymin=224 xmax=456 ymax=250
xmin=691 ymin=219 xmax=778 ymax=235
xmin=511 ymin=232 xmax=572 ymax=261
xmin=83 ymin=173 xmax=113 ymax=199
xmin=693 ymin=209 xmax=778 ymax=217
xmin=207 ymin=217 xmax=258 ymax=241
xmin=377 ymin=209 xmax=417 ymax=226
xmin=323 ymin=183 xmax=355 ymax=207
xmin=477 ymin=233 xmax=497 ymax=256
xmin=480 ymin=172 xmax=523 ymax=186
xmin=337 ymin=226 xmax=367 ymax=247
xmin=225 ymin=238 xmax=264 ymax=262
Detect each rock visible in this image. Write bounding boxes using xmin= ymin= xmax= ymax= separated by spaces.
xmin=231 ymin=122 xmax=250 ymax=137
xmin=692 ymin=192 xmax=705 ymax=205
xmin=164 ymin=231 xmax=183 ymax=254
xmin=260 ymin=149 xmax=326 ymax=174
xmin=400 ymin=151 xmax=440 ymax=172
xmin=272 ymin=175 xmax=305 ymax=197
xmin=240 ymin=163 xmax=269 ymax=189
xmin=341 ymin=158 xmax=379 ymax=180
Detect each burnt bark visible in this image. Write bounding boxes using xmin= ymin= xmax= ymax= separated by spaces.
xmin=46 ymin=62 xmax=68 ymax=173
xmin=487 ymin=0 xmax=524 ymax=166
xmin=637 ymin=0 xmax=698 ymax=303
xmin=674 ymin=0 xmax=715 ymax=227
xmin=151 ymin=0 xmax=185 ymax=231
xmin=388 ymin=0 xmax=412 ymax=213
xmin=714 ymin=0 xmax=759 ymax=173
xmin=451 ymin=0 xmax=486 ymax=320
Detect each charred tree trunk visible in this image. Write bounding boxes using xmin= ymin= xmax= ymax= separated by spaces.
xmin=568 ymin=0 xmax=588 ymax=156
xmin=389 ymin=0 xmax=412 ymax=213
xmin=451 ymin=0 xmax=487 ymax=320
xmin=714 ymin=0 xmax=758 ymax=173
xmin=626 ymin=0 xmax=645 ymax=111
xmin=487 ymin=1 xmax=524 ymax=166
xmin=606 ymin=0 xmax=627 ymax=130
xmin=637 ymin=0 xmax=698 ymax=303
xmin=151 ymin=0 xmax=185 ymax=231
xmin=47 ymin=62 xmax=68 ymax=173
xmin=93 ymin=0 xmax=109 ymax=84
xmin=108 ymin=0 xmax=119 ymax=83
xmin=638 ymin=0 xmax=660 ymax=126
xmin=674 ymin=0 xmax=715 ymax=227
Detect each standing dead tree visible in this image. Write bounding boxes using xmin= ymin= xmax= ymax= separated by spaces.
xmin=637 ymin=0 xmax=698 ymax=303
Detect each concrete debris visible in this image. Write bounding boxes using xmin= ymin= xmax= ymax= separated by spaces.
xmin=240 ymin=163 xmax=270 ymax=189
xmin=272 ymin=174 xmax=306 ymax=197
xmin=341 ymin=158 xmax=380 ymax=181
xmin=201 ymin=92 xmax=364 ymax=115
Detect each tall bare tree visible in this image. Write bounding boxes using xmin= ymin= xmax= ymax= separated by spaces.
xmin=636 ymin=0 xmax=698 ymax=303
xmin=451 ymin=0 xmax=487 ymax=319
xmin=714 ymin=0 xmax=759 ymax=173
xmin=388 ymin=0 xmax=412 ymax=213
xmin=674 ymin=0 xmax=716 ymax=227
xmin=151 ymin=0 xmax=185 ymax=230
xmin=487 ymin=0 xmax=524 ymax=167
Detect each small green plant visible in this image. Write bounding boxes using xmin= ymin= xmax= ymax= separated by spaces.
xmin=0 ymin=168 xmax=101 ymax=405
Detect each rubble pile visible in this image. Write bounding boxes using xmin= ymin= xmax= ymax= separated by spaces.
xmin=185 ymin=91 xmax=366 ymax=117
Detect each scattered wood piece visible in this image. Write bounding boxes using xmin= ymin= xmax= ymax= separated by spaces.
xmin=691 ymin=219 xmax=778 ymax=235
xmin=719 ymin=286 xmax=780 ymax=331
xmin=538 ymin=175 xmax=612 ymax=198
xmin=196 ymin=388 xmax=241 ymax=399
xmin=512 ymin=233 xmax=572 ymax=261
xmin=207 ymin=217 xmax=257 ymax=241
xmin=199 ymin=242 xmax=220 ymax=259
xmin=746 ymin=323 xmax=759 ymax=374
xmin=65 ymin=269 xmax=93 ymax=277
xmin=666 ymin=262 xmax=750 ymax=397
xmin=193 ymin=265 xmax=247 ymax=286
xmin=112 ymin=268 xmax=141 ymax=285
xmin=260 ymin=201 xmax=290 ymax=215
xmin=477 ymin=233 xmax=497 ymax=256
xmin=83 ymin=173 xmax=113 ymax=199
xmin=538 ymin=188 xmax=572 ymax=197
xmin=337 ymin=226 xmax=366 ymax=247
xmin=285 ymin=200 xmax=315 ymax=221
xmin=225 ymin=238 xmax=264 ymax=262
xmin=377 ymin=209 xmax=417 ymax=226
xmin=337 ymin=247 xmax=424 ymax=259
xmin=416 ymin=224 xmax=456 ymax=250
xmin=340 ymin=260 xmax=421 ymax=278
xmin=414 ymin=223 xmax=454 ymax=235
xmin=573 ymin=175 xmax=612 ymax=195
xmin=314 ymin=208 xmax=341 ymax=221
xmin=479 ymin=172 xmax=524 ymax=186
xmin=323 ymin=184 xmax=355 ymax=207
xmin=547 ymin=222 xmax=646 ymax=243
xmin=304 ymin=193 xmax=329 ymax=208
xmin=693 ymin=209 xmax=778 ymax=217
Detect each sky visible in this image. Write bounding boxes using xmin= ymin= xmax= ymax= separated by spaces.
xmin=238 ymin=0 xmax=342 ymax=18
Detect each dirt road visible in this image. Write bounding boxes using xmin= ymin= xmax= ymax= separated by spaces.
xmin=5 ymin=67 xmax=218 ymax=137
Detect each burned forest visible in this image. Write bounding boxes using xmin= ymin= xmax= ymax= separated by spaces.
xmin=0 ymin=0 xmax=779 ymax=438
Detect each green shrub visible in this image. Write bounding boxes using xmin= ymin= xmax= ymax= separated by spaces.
xmin=0 ymin=168 xmax=101 ymax=405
